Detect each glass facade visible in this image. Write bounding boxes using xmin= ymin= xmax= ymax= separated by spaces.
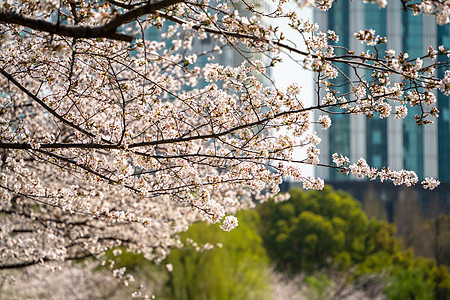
xmin=317 ymin=0 xmax=447 ymax=182
xmin=402 ymin=12 xmax=424 ymax=178
xmin=327 ymin=0 xmax=351 ymax=179
xmin=365 ymin=6 xmax=388 ymax=169
xmin=438 ymin=24 xmax=450 ymax=181
xmin=366 ymin=119 xmax=388 ymax=168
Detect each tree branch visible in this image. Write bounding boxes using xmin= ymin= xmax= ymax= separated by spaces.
xmin=0 ymin=99 xmax=358 ymax=151
xmin=0 ymin=0 xmax=184 ymax=42
xmin=0 ymin=11 xmax=133 ymax=42
xmin=102 ymin=0 xmax=184 ymax=33
xmin=0 ymin=66 xmax=99 ymax=139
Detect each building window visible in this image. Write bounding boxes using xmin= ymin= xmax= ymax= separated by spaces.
xmin=372 ymin=154 xmax=382 ymax=168
xmin=372 ymin=130 xmax=382 ymax=144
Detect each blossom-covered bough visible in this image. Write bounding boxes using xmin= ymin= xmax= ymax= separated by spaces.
xmin=0 ymin=0 xmax=448 ymax=273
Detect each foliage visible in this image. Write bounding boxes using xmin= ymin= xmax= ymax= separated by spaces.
xmin=100 ymin=210 xmax=271 ymax=299
xmin=303 ymin=274 xmax=333 ymax=300
xmin=105 ymin=248 xmax=154 ymax=273
xmin=257 ymin=186 xmax=400 ymax=273
xmin=161 ymin=209 xmax=271 ymax=300
xmin=258 ymin=187 xmax=450 ymax=299
xmin=384 ymin=265 xmax=434 ymax=300
xmin=389 ymin=250 xmax=450 ymax=300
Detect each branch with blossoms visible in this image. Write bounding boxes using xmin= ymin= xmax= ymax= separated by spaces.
xmin=331 ymin=154 xmax=440 ymax=189
xmin=0 ymin=0 xmax=447 ymax=273
xmin=400 ymin=0 xmax=450 ymax=25
xmin=0 ymin=0 xmax=185 ymax=42
xmin=296 ymin=0 xmax=449 ymax=24
xmin=0 ymin=0 xmax=448 ymax=45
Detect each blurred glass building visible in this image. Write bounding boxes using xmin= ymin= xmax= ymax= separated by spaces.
xmin=314 ymin=1 xmax=450 ymax=183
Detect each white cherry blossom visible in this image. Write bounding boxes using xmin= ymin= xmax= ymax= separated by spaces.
xmin=0 ymin=0 xmax=445 ymax=276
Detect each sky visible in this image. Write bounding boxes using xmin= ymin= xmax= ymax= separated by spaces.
xmin=271 ymin=4 xmax=315 ymax=177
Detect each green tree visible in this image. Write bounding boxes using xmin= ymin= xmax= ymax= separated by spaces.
xmin=384 ymin=266 xmax=434 ymax=300
xmin=303 ymin=274 xmax=333 ymax=300
xmin=389 ymin=251 xmax=450 ymax=300
xmin=162 ymin=209 xmax=271 ymax=300
xmin=257 ymin=186 xmax=450 ymax=299
xmin=257 ymin=186 xmax=400 ymax=273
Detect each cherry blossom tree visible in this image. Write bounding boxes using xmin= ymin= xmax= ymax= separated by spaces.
xmin=0 ymin=0 xmax=448 ymax=272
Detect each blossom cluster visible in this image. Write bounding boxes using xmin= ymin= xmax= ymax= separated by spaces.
xmin=332 ymin=155 xmax=440 ymax=190
xmin=296 ymin=0 xmax=449 ymax=24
